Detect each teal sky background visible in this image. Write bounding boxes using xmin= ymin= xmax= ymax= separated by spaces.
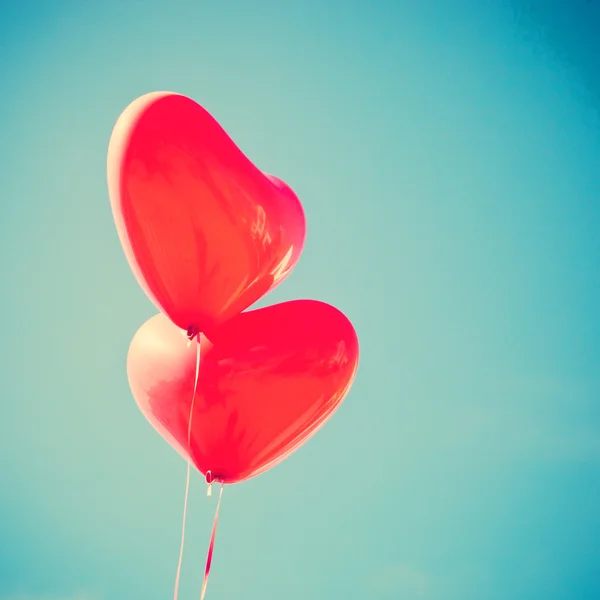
xmin=1 ymin=1 xmax=599 ymax=599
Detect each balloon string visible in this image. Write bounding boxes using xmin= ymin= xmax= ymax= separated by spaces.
xmin=173 ymin=339 xmax=202 ymax=600
xmin=200 ymin=484 xmax=224 ymax=600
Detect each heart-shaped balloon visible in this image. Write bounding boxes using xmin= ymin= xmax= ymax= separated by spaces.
xmin=107 ymin=92 xmax=306 ymax=336
xmin=127 ymin=300 xmax=359 ymax=485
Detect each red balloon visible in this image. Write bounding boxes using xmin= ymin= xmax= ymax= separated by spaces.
xmin=127 ymin=300 xmax=359 ymax=485
xmin=107 ymin=92 xmax=306 ymax=336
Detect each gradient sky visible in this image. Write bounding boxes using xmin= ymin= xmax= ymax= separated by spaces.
xmin=1 ymin=1 xmax=599 ymax=599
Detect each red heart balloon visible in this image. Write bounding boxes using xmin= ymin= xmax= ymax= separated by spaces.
xmin=107 ymin=92 xmax=306 ymax=336
xmin=126 ymin=300 xmax=359 ymax=485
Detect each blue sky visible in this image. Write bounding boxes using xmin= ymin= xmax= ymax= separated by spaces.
xmin=1 ymin=1 xmax=599 ymax=599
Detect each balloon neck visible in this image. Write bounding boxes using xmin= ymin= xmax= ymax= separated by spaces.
xmin=206 ymin=470 xmax=214 ymax=496
xmin=186 ymin=325 xmax=200 ymax=342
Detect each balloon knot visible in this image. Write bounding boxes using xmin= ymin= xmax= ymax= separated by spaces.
xmin=187 ymin=325 xmax=200 ymax=342
xmin=206 ymin=470 xmax=214 ymax=496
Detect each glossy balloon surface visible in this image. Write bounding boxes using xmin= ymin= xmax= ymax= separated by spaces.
xmin=108 ymin=92 xmax=306 ymax=335
xmin=127 ymin=300 xmax=359 ymax=484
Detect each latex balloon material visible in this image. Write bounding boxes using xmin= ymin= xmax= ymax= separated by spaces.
xmin=107 ymin=92 xmax=306 ymax=335
xmin=127 ymin=300 xmax=359 ymax=485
